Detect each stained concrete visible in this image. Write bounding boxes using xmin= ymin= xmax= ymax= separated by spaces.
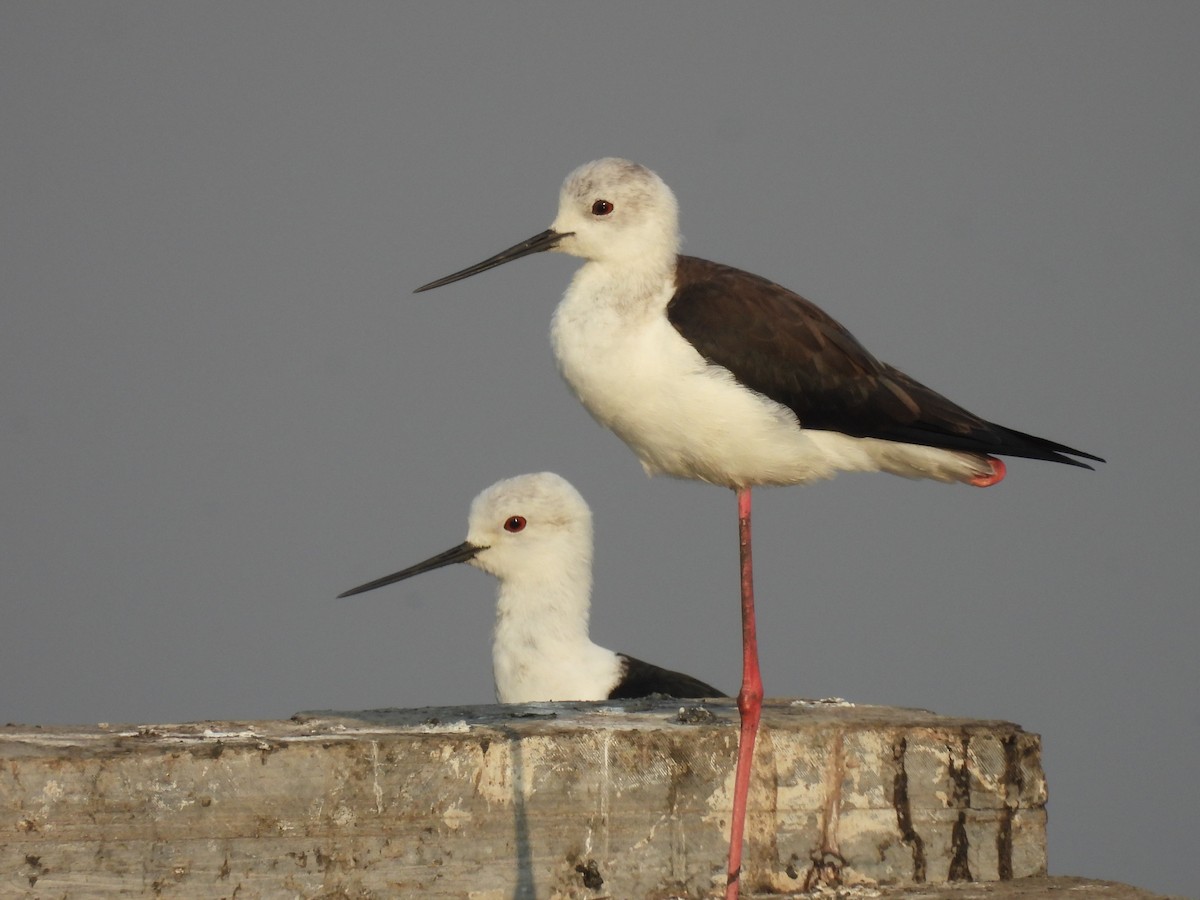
xmin=0 ymin=698 xmax=1143 ymax=898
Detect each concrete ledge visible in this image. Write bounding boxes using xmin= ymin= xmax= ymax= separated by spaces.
xmin=781 ymin=878 xmax=1182 ymax=899
xmin=4 ymin=699 xmax=1051 ymax=897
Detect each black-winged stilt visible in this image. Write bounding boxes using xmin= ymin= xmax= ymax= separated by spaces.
xmin=339 ymin=472 xmax=724 ymax=703
xmin=413 ymin=158 xmax=1103 ymax=897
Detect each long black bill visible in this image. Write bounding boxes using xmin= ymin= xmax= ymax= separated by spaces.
xmin=337 ymin=541 xmax=482 ymax=598
xmin=414 ymin=228 xmax=568 ymax=293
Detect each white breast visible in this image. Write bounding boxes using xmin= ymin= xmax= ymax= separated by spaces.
xmin=491 ymin=604 xmax=622 ymax=702
xmin=551 ymin=267 xmax=856 ymax=487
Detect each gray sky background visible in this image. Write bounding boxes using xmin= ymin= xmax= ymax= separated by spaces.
xmin=2 ymin=4 xmax=1196 ymax=896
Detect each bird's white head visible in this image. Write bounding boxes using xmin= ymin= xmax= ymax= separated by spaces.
xmin=550 ymin=158 xmax=680 ymax=267
xmin=464 ymin=472 xmax=594 ymax=585
xmin=413 ymin=158 xmax=680 ymax=294
xmin=337 ymin=472 xmax=595 ymax=604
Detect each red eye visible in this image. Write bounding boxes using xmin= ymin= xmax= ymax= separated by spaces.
xmin=591 ymin=199 xmax=614 ymax=216
xmin=504 ymin=516 xmax=527 ymax=533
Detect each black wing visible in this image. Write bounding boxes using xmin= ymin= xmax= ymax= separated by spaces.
xmin=667 ymin=256 xmax=1103 ymax=466
xmin=609 ymin=653 xmax=726 ymax=700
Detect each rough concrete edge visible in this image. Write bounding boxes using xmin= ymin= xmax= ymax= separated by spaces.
xmin=1 ymin=697 xmax=1028 ymax=746
xmin=743 ymin=874 xmax=1187 ymax=899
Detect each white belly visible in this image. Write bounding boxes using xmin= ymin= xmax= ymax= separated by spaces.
xmin=550 ymin=268 xmax=984 ymax=488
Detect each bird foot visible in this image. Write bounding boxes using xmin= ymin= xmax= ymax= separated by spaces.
xmin=969 ymin=457 xmax=1006 ymax=487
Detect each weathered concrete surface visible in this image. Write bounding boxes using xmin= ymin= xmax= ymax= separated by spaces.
xmin=2 ymin=699 xmax=1059 ymax=897
xmin=744 ymin=877 xmax=1185 ymax=899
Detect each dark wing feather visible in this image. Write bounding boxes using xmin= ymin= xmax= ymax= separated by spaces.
xmin=668 ymin=257 xmax=1102 ymax=466
xmin=609 ymin=653 xmax=726 ymax=700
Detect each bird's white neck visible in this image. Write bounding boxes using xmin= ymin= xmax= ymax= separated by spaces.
xmin=491 ymin=567 xmax=620 ymax=703
xmin=569 ymin=252 xmax=677 ymax=313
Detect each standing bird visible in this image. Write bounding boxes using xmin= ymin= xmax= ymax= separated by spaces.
xmin=413 ymin=158 xmax=1102 ymax=897
xmin=339 ymin=472 xmax=723 ymax=703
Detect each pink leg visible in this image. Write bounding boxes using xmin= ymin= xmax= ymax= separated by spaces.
xmin=725 ymin=486 xmax=763 ymax=900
